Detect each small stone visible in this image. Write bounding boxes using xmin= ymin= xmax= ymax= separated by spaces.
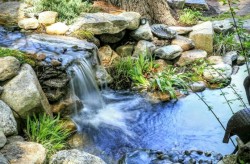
xmin=116 ymin=45 xmax=134 ymax=57
xmin=38 ymin=11 xmax=58 ymax=25
xmin=46 ymin=22 xmax=69 ymax=35
xmin=152 ymin=37 xmax=171 ymax=47
xmin=151 ymin=24 xmax=177 ymax=39
xmin=154 ymin=45 xmax=183 ymax=60
xmin=62 ymin=119 xmax=77 ymax=133
xmin=223 ymin=51 xmax=238 ymax=66
xmin=18 ymin=18 xmax=39 ymax=30
xmin=0 ymin=130 xmax=7 ymax=148
xmin=36 ymin=53 xmax=46 ymax=61
xmin=98 ymin=45 xmax=120 ymax=67
xmin=133 ymin=40 xmax=156 ymax=57
xmin=237 ymin=56 xmax=246 ymax=65
xmin=169 ymin=26 xmax=193 ymax=35
xmin=68 ymin=133 xmax=88 ymax=148
xmin=130 ymin=22 xmax=153 ymax=41
xmin=176 ymin=49 xmax=207 ymax=66
xmin=0 ymin=56 xmax=20 ymax=81
xmin=51 ymin=59 xmax=62 ymax=66
xmin=171 ymin=35 xmax=195 ymax=51
xmin=190 ymin=81 xmax=206 ymax=92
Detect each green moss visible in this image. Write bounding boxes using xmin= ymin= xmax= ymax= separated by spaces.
xmin=0 ymin=47 xmax=36 ymax=66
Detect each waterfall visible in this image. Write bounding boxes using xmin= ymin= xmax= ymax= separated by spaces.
xmin=67 ymin=58 xmax=134 ymax=135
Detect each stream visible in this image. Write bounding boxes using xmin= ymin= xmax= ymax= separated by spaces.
xmin=0 ymin=26 xmax=248 ymax=163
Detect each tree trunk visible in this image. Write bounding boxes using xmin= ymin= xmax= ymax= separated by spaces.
xmin=104 ymin=0 xmax=177 ymax=25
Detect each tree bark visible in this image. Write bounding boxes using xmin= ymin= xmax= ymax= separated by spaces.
xmin=104 ymin=0 xmax=177 ymax=25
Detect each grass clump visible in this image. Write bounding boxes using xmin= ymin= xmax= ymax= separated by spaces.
xmin=72 ymin=30 xmax=95 ymax=41
xmin=29 ymin=0 xmax=98 ymax=24
xmin=179 ymin=8 xmax=202 ymax=25
xmin=0 ymin=47 xmax=36 ymax=66
xmin=213 ymin=33 xmax=239 ymax=55
xmin=25 ymin=114 xmax=71 ymax=157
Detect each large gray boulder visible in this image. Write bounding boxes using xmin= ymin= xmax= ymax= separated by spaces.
xmin=154 ymin=45 xmax=183 ymax=60
xmin=68 ymin=13 xmax=129 ymax=35
xmin=1 ymin=64 xmax=51 ymax=118
xmin=1 ymin=141 xmax=46 ymax=164
xmin=176 ymin=49 xmax=207 ymax=66
xmin=133 ymin=40 xmax=156 ymax=57
xmin=130 ymin=22 xmax=153 ymax=41
xmin=0 ymin=56 xmax=20 ymax=81
xmin=203 ymin=64 xmax=232 ymax=84
xmin=49 ymin=149 xmax=106 ymax=164
xmin=189 ymin=21 xmax=214 ymax=54
xmin=0 ymin=100 xmax=17 ymax=136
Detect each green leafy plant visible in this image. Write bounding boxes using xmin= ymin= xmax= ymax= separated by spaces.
xmin=179 ymin=8 xmax=202 ymax=25
xmin=0 ymin=47 xmax=36 ymax=66
xmin=25 ymin=114 xmax=71 ymax=157
xmin=151 ymin=66 xmax=189 ymax=99
xmin=32 ymin=0 xmax=96 ymax=24
xmin=186 ymin=59 xmax=207 ymax=82
xmin=213 ymin=32 xmax=239 ymax=55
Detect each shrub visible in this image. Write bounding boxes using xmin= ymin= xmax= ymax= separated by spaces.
xmin=0 ymin=47 xmax=36 ymax=66
xmin=179 ymin=8 xmax=202 ymax=25
xmin=151 ymin=66 xmax=189 ymax=99
xmin=25 ymin=114 xmax=71 ymax=157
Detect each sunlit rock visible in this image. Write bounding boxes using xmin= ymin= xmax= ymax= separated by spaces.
xmin=18 ymin=18 xmax=39 ymax=30
xmin=0 ymin=56 xmax=20 ymax=81
xmin=46 ymin=22 xmax=69 ymax=35
xmin=38 ymin=11 xmax=58 ymax=25
xmin=176 ymin=49 xmax=207 ymax=66
xmin=98 ymin=45 xmax=120 ymax=67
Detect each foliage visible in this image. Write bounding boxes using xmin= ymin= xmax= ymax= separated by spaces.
xmin=213 ymin=32 xmax=240 ymax=55
xmin=72 ymin=30 xmax=94 ymax=41
xmin=25 ymin=114 xmax=71 ymax=157
xmin=186 ymin=59 xmax=207 ymax=82
xmin=30 ymin=0 xmax=96 ymax=24
xmin=179 ymin=8 xmax=202 ymax=25
xmin=0 ymin=47 xmax=36 ymax=66
xmin=201 ymin=13 xmax=250 ymax=21
xmin=151 ymin=66 xmax=189 ymax=99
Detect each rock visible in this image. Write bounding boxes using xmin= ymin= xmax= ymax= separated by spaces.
xmin=167 ymin=0 xmax=185 ymax=9
xmin=237 ymin=56 xmax=246 ymax=65
xmin=207 ymin=56 xmax=223 ymax=65
xmin=51 ymin=95 xmax=83 ymax=117
xmin=154 ymin=59 xmax=169 ymax=73
xmin=130 ymin=22 xmax=153 ymax=41
xmin=203 ymin=64 xmax=232 ymax=84
xmin=168 ymin=26 xmax=193 ymax=35
xmin=18 ymin=18 xmax=39 ymax=30
xmin=0 ymin=153 xmax=8 ymax=164
xmin=152 ymin=37 xmax=170 ymax=47
xmin=1 ymin=141 xmax=46 ymax=164
xmin=46 ymin=22 xmax=69 ymax=35
xmin=0 ymin=2 xmax=21 ymax=26
xmin=1 ymin=64 xmax=51 ymax=118
xmin=147 ymin=91 xmax=171 ymax=103
xmin=189 ymin=21 xmax=214 ymax=54
xmin=96 ymin=65 xmax=113 ymax=86
xmin=0 ymin=56 xmax=20 ymax=81
xmin=223 ymin=51 xmax=238 ymax=66
xmin=99 ymin=30 xmax=125 ymax=44
xmin=45 ymin=89 xmax=65 ymax=102
xmin=237 ymin=141 xmax=250 ymax=163
xmin=151 ymin=24 xmax=177 ymax=39
xmin=62 ymin=119 xmax=77 ymax=133
xmin=0 ymin=100 xmax=17 ymax=136
xmin=190 ymin=81 xmax=206 ymax=92
xmin=213 ymin=19 xmax=234 ymax=34
xmin=171 ymin=35 xmax=195 ymax=51
xmin=133 ymin=40 xmax=156 ymax=57
xmin=185 ymin=0 xmax=209 ymax=10
xmin=68 ymin=13 xmax=129 ymax=35
xmin=98 ymin=45 xmax=120 ymax=67
xmin=218 ymin=155 xmax=237 ymax=164
xmin=38 ymin=11 xmax=58 ymax=25
xmin=68 ymin=133 xmax=88 ymax=149
xmin=118 ymin=12 xmax=141 ymax=30
xmin=43 ymin=77 xmax=69 ymax=88
xmin=0 ymin=130 xmax=7 ymax=148
xmin=6 ymin=135 xmax=24 ymax=144
xmin=154 ymin=45 xmax=183 ymax=60
xmin=176 ymin=49 xmax=207 ymax=66
xmin=49 ymin=149 xmax=106 ymax=164
xmin=0 ymin=86 xmax=3 ymax=95
xmin=116 ymin=45 xmax=134 ymax=57
xmin=243 ymin=19 xmax=250 ymax=33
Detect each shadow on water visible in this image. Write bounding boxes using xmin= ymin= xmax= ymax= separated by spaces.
xmin=73 ymin=65 xmax=248 ymax=163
